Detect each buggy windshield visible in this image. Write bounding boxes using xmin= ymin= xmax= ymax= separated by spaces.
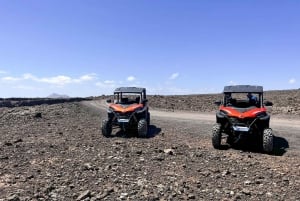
xmin=114 ymin=92 xmax=142 ymax=105
xmin=224 ymin=92 xmax=262 ymax=108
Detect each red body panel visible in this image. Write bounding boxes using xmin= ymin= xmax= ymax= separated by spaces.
xmin=220 ymin=106 xmax=266 ymax=119
xmin=109 ymin=103 xmax=143 ymax=113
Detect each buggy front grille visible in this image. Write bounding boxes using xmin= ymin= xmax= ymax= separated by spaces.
xmin=229 ymin=117 xmax=256 ymax=127
xmin=115 ymin=112 xmax=133 ymax=119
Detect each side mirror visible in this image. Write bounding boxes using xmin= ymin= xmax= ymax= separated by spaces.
xmin=264 ymin=101 xmax=273 ymax=106
xmin=214 ymin=100 xmax=222 ymax=106
xmin=106 ymin=99 xmax=112 ymax=103
xmin=142 ymin=99 xmax=148 ymax=104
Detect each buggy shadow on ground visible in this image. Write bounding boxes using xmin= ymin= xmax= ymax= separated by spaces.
xmin=105 ymin=125 xmax=161 ymax=138
xmin=273 ymin=135 xmax=289 ymax=156
xmin=219 ymin=135 xmax=289 ymax=156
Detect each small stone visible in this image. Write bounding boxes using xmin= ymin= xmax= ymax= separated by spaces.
xmin=215 ymin=175 xmax=221 ymax=179
xmin=115 ymin=140 xmax=123 ymax=145
xmin=4 ymin=142 xmax=13 ymax=146
xmin=49 ymin=192 xmax=58 ymax=199
xmin=244 ymin=180 xmax=251 ymax=185
xmin=153 ymin=155 xmax=165 ymax=161
xmin=13 ymin=139 xmax=23 ymax=144
xmin=34 ymin=112 xmax=42 ymax=118
xmin=26 ymin=175 xmax=34 ymax=180
xmin=266 ymin=192 xmax=273 ymax=197
xmin=142 ymin=190 xmax=149 ymax=196
xmin=234 ymin=193 xmax=242 ymax=200
xmin=76 ymin=190 xmax=91 ymax=201
xmin=83 ymin=163 xmax=93 ymax=171
xmin=119 ymin=193 xmax=128 ymax=200
xmin=0 ymin=156 xmax=9 ymax=160
xmin=164 ymin=149 xmax=174 ymax=155
xmin=7 ymin=194 xmax=20 ymax=201
xmin=99 ymin=188 xmax=114 ymax=199
xmin=282 ymin=176 xmax=289 ymax=182
xmin=255 ymin=179 xmax=262 ymax=184
xmin=222 ymin=170 xmax=230 ymax=176
xmin=200 ymin=171 xmax=210 ymax=177
xmin=90 ymin=197 xmax=98 ymax=201
xmin=105 ymin=165 xmax=112 ymax=170
xmin=157 ymin=184 xmax=164 ymax=191
xmin=137 ymin=179 xmax=144 ymax=186
xmin=242 ymin=188 xmax=251 ymax=195
xmin=188 ymin=194 xmax=196 ymax=199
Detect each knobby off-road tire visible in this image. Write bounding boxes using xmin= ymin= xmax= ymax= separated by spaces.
xmin=212 ymin=123 xmax=222 ymax=149
xmin=101 ymin=119 xmax=112 ymax=137
xmin=263 ymin=128 xmax=273 ymax=153
xmin=138 ymin=119 xmax=148 ymax=138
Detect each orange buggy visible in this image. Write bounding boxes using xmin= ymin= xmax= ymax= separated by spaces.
xmin=213 ymin=85 xmax=273 ymax=153
xmin=101 ymin=87 xmax=150 ymax=137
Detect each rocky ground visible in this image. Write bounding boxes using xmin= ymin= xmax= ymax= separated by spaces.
xmin=0 ymin=90 xmax=300 ymax=200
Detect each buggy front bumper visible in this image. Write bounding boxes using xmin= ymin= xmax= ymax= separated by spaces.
xmin=118 ymin=119 xmax=130 ymax=123
xmin=233 ymin=126 xmax=250 ymax=132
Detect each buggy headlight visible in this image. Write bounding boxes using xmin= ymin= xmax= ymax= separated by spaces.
xmin=135 ymin=107 xmax=144 ymax=113
xmin=220 ymin=110 xmax=228 ymax=115
xmin=256 ymin=112 xmax=266 ymax=118
xmin=135 ymin=108 xmax=142 ymax=113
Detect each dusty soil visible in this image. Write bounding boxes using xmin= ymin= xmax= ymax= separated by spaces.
xmin=1 ymin=90 xmax=300 ymax=200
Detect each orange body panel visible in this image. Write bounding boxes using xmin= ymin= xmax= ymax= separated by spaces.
xmin=220 ymin=106 xmax=266 ymax=119
xmin=109 ymin=103 xmax=143 ymax=113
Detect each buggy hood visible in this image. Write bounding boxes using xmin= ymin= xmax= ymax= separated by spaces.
xmin=109 ymin=103 xmax=143 ymax=113
xmin=220 ymin=106 xmax=267 ymax=119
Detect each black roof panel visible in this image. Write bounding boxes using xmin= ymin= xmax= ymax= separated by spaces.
xmin=114 ymin=87 xmax=146 ymax=93
xmin=223 ymin=85 xmax=263 ymax=93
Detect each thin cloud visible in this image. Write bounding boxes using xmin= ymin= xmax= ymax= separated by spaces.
xmin=74 ymin=74 xmax=96 ymax=82
xmin=169 ymin=73 xmax=179 ymax=80
xmin=229 ymin=80 xmax=237 ymax=85
xmin=148 ymin=86 xmax=192 ymax=95
xmin=1 ymin=73 xmax=97 ymax=86
xmin=289 ymin=78 xmax=296 ymax=84
xmin=13 ymin=85 xmax=41 ymax=90
xmin=0 ymin=70 xmax=7 ymax=74
xmin=1 ymin=76 xmax=21 ymax=82
xmin=40 ymin=75 xmax=73 ymax=85
xmin=127 ymin=76 xmax=136 ymax=82
xmin=96 ymin=80 xmax=116 ymax=88
xmin=104 ymin=80 xmax=115 ymax=84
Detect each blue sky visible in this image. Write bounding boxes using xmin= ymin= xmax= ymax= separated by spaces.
xmin=0 ymin=1 xmax=299 ymax=97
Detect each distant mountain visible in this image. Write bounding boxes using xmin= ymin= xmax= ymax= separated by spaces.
xmin=47 ymin=93 xmax=70 ymax=99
